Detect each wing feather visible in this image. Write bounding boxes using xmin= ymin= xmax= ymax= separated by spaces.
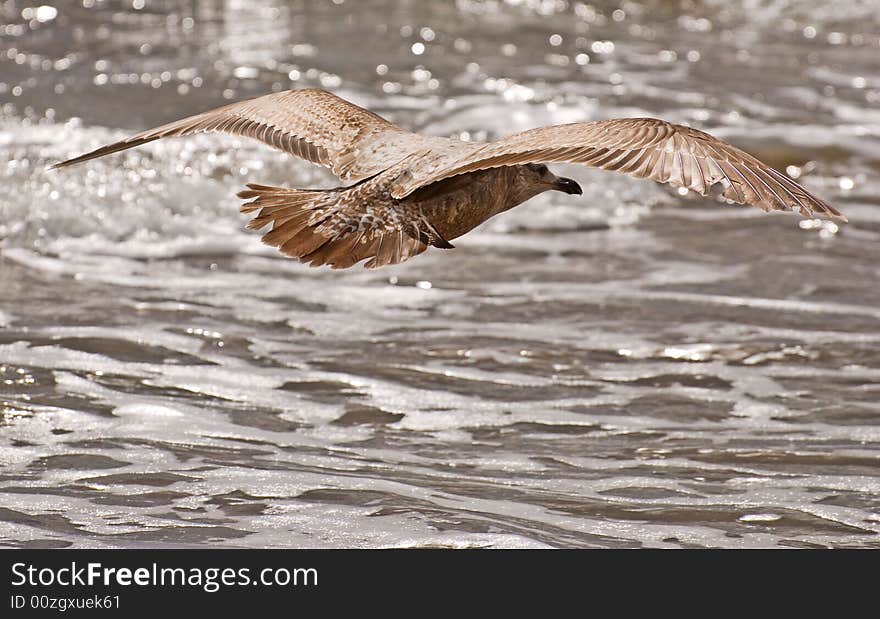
xmin=51 ymin=88 xmax=427 ymax=181
xmin=396 ymin=118 xmax=843 ymax=220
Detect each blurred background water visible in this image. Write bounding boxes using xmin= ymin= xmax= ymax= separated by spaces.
xmin=1 ymin=0 xmax=879 ymax=548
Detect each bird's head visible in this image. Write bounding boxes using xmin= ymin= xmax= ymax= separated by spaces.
xmin=518 ymin=163 xmax=583 ymax=197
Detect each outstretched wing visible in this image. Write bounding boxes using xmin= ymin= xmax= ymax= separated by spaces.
xmin=393 ymin=118 xmax=844 ymax=220
xmin=51 ymin=88 xmax=425 ymax=181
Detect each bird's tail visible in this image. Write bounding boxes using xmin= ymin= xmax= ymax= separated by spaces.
xmin=237 ymin=182 xmax=431 ymax=269
xmin=238 ymin=183 xmax=334 ymax=230
xmin=238 ymin=184 xmax=362 ymax=269
xmin=238 ymin=183 xmax=343 ymax=260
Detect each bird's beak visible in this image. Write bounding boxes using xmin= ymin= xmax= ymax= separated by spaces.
xmin=553 ymin=176 xmax=583 ymax=195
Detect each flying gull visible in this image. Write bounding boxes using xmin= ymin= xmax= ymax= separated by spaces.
xmin=52 ymin=88 xmax=844 ymax=269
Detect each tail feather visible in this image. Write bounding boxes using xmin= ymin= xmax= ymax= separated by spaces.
xmin=238 ymin=183 xmax=323 ymax=215
xmin=238 ymin=182 xmax=429 ymax=269
xmin=247 ymin=208 xmax=311 ymax=231
xmin=280 ymin=226 xmax=331 ymax=258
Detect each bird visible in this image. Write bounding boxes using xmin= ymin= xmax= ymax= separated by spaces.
xmin=52 ymin=88 xmax=844 ymax=269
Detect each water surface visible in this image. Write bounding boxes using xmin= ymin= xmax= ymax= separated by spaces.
xmin=1 ymin=0 xmax=879 ymax=548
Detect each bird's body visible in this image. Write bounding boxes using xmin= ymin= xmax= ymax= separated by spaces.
xmin=52 ymin=88 xmax=843 ymax=269
xmin=412 ymin=167 xmax=534 ymax=240
xmin=238 ymin=162 xmax=550 ymax=268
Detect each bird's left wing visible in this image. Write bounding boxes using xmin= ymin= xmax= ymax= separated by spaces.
xmin=392 ymin=118 xmax=844 ymax=220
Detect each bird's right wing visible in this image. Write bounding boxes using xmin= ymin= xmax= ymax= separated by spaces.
xmin=51 ymin=88 xmax=424 ymax=181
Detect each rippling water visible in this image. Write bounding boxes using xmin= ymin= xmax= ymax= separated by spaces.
xmin=1 ymin=0 xmax=879 ymax=548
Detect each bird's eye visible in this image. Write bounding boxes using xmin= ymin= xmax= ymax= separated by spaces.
xmin=530 ymin=163 xmax=549 ymax=174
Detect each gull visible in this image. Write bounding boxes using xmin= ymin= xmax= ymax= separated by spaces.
xmin=52 ymin=88 xmax=844 ymax=269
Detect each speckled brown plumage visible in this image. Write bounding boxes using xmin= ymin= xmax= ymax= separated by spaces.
xmin=53 ymin=88 xmax=845 ymax=269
